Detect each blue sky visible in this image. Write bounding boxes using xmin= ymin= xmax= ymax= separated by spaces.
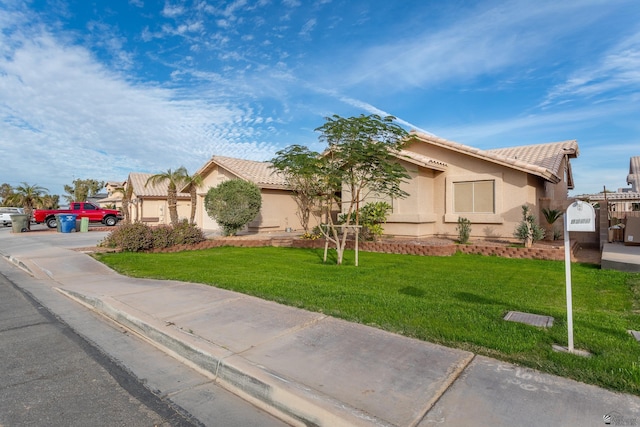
xmin=1 ymin=0 xmax=638 ymax=197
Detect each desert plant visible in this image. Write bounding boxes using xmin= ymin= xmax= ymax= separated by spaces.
xmin=101 ymin=222 xmax=154 ymax=252
xmin=151 ymin=224 xmax=175 ymax=249
xmin=204 ymin=179 xmax=262 ymax=236
xmin=542 ymin=208 xmax=563 ymax=241
xmin=514 ymin=205 xmax=545 ymax=248
xmin=145 ymin=167 xmax=188 ymax=226
xmin=456 ymin=217 xmax=471 ymax=244
xmin=171 ymin=219 xmax=206 ymax=245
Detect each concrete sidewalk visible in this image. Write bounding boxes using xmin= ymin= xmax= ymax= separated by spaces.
xmin=1 ymin=230 xmax=639 ymax=426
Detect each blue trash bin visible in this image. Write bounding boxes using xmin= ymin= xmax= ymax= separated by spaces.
xmin=59 ymin=214 xmax=77 ymax=233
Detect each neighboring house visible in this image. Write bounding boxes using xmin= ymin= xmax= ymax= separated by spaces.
xmin=124 ymin=173 xmax=191 ymax=225
xmin=578 ymin=156 xmax=640 ymax=214
xmin=95 ymin=181 xmax=126 ymax=209
xmin=186 ymin=156 xmax=310 ymax=233
xmin=628 ymin=156 xmax=640 ymax=192
xmin=363 ymin=131 xmax=579 ymax=239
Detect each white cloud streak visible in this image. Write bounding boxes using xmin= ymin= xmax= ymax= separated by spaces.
xmin=0 ymin=15 xmax=278 ymax=193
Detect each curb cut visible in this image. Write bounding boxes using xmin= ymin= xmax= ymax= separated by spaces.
xmin=3 ymin=255 xmax=34 ymax=276
xmin=56 ymin=288 xmax=396 ymax=427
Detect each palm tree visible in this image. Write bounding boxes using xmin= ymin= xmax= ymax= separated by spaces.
xmin=145 ymin=167 xmax=188 ymax=225
xmin=542 ymin=208 xmax=563 ymax=241
xmin=4 ymin=182 xmax=49 ymax=230
xmin=121 ymin=180 xmax=134 ymax=223
xmin=182 ymin=171 xmax=204 ymax=224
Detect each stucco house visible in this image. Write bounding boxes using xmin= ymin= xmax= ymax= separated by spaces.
xmin=367 ymin=131 xmax=579 ymax=239
xmin=124 ymin=172 xmax=192 ymax=225
xmin=119 ymin=131 xmax=579 ymax=240
xmin=185 ymin=156 xmax=314 ymax=233
xmin=95 ymin=181 xmax=126 ymax=209
xmin=628 ymin=156 xmax=640 ymax=192
xmin=577 ymin=155 xmax=640 ymax=218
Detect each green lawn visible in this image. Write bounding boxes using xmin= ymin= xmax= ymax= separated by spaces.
xmin=94 ymin=246 xmax=640 ymax=395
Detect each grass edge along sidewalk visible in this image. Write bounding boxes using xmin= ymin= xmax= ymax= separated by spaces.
xmin=94 ymin=246 xmax=640 ymax=396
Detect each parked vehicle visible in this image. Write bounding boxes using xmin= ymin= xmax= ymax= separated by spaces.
xmin=0 ymin=207 xmax=25 ymax=227
xmin=32 ymin=202 xmax=122 ymax=228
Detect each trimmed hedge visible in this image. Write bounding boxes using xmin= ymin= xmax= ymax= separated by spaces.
xmin=101 ymin=221 xmax=205 ymax=252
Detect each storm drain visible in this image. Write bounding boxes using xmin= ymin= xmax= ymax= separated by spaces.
xmin=504 ymin=311 xmax=554 ymax=328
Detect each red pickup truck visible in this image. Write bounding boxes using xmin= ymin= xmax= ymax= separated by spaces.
xmin=33 ymin=202 xmax=123 ymax=228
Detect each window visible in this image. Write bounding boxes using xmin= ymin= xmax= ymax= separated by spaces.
xmin=453 ymin=180 xmax=495 ymax=214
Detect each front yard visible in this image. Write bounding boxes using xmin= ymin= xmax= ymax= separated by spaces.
xmin=94 ymin=246 xmax=640 ymax=395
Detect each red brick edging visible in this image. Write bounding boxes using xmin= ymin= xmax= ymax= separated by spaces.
xmin=157 ymin=238 xmax=573 ymax=261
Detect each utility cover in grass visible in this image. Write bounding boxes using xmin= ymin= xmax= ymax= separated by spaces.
xmin=629 ymin=330 xmax=640 ymax=342
xmin=504 ymin=311 xmax=554 ymax=328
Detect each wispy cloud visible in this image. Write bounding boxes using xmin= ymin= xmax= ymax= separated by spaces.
xmin=0 ymin=16 xmax=278 ymax=191
xmin=542 ymin=29 xmax=640 ymax=107
xmin=299 ymin=18 xmax=316 ymax=38
xmin=162 ymin=2 xmax=185 ymax=18
xmin=343 ymin=1 xmax=612 ymax=92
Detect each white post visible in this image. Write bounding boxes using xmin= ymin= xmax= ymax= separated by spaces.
xmin=563 ymin=214 xmax=574 ymax=352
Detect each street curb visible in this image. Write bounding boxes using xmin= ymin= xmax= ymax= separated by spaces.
xmin=2 ymin=254 xmax=34 ymax=276
xmin=56 ymin=288 xmax=396 ymax=427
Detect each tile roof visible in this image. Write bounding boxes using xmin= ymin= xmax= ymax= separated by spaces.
xmin=628 ymin=156 xmax=640 ymax=192
xmin=393 ymin=149 xmax=448 ymax=171
xmin=409 ymin=131 xmax=578 ymax=183
xmin=580 ymin=191 xmax=640 ymax=201
xmin=194 ymin=156 xmax=289 ymax=190
xmin=128 ymin=172 xmax=190 ymax=198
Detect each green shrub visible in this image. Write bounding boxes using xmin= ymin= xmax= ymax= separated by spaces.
xmin=171 ymin=220 xmax=206 ymax=245
xmin=102 ymin=222 xmax=154 ymax=252
xmin=205 ymin=179 xmax=262 ymax=236
xmin=102 ymin=221 xmax=206 ymax=252
xmin=338 ymin=201 xmax=392 ymax=241
xmin=151 ymin=224 xmax=175 ymax=249
xmin=456 ymin=217 xmax=471 ymax=244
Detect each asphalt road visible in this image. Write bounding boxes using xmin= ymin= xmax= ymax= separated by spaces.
xmin=0 ymin=270 xmax=289 ymax=427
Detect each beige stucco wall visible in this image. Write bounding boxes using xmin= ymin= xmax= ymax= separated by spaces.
xmin=128 ymin=197 xmax=191 ymax=225
xmin=193 ymin=164 xmax=313 ymax=233
xmin=358 ymin=143 xmax=571 ymax=240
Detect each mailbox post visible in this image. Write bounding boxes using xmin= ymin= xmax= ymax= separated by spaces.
xmin=563 ymin=201 xmax=596 ymax=353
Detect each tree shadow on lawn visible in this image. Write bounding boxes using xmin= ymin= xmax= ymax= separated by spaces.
xmin=454 ymin=291 xmax=505 ymax=306
xmin=398 ymin=286 xmax=427 ymax=297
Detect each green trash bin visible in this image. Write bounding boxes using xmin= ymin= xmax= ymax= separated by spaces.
xmin=80 ymin=217 xmax=89 ymax=232
xmin=54 ymin=214 xmax=62 ymax=232
xmin=10 ymin=214 xmax=30 ymax=233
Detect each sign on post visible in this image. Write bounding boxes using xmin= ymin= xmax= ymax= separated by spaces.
xmin=566 ymin=201 xmax=596 ymax=232
xmin=563 ymin=201 xmax=596 ymax=353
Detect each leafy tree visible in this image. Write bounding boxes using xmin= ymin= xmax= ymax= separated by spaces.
xmin=204 ymin=179 xmax=262 ymax=236
xmin=315 ymin=114 xmax=410 ymax=265
xmin=146 ymin=167 xmax=188 ymax=226
xmin=514 ymin=205 xmax=545 ymax=247
xmin=182 ymin=171 xmax=204 ymax=224
xmin=0 ymin=183 xmax=13 ymax=204
xmin=63 ymin=178 xmax=105 ymax=203
xmin=4 ymin=183 xmax=49 ymax=229
xmin=270 ymin=145 xmax=324 ymax=232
